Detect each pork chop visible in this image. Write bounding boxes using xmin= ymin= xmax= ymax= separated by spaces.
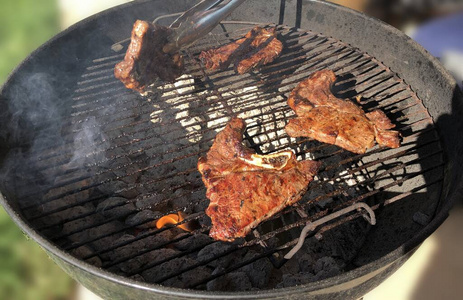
xmin=198 ymin=118 xmax=321 ymax=242
xmin=199 ymin=27 xmax=283 ymax=74
xmin=114 ymin=20 xmax=184 ymax=92
xmin=285 ymin=70 xmax=400 ymax=154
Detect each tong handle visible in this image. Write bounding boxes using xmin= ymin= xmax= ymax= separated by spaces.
xmin=163 ymin=0 xmax=246 ymax=53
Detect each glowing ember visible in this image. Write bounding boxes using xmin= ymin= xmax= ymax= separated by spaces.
xmin=155 ymin=212 xmax=192 ymax=231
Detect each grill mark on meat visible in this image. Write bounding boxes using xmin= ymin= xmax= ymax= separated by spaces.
xmin=285 ymin=70 xmax=400 ymax=154
xmin=234 ymin=34 xmax=277 ymax=74
xmin=198 ymin=118 xmax=321 ymax=242
xmin=199 ymin=27 xmax=283 ymax=74
xmin=200 ymin=30 xmax=258 ymax=71
xmin=114 ymin=20 xmax=184 ymax=91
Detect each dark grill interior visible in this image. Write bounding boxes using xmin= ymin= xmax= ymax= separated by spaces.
xmin=3 ymin=22 xmax=445 ymax=290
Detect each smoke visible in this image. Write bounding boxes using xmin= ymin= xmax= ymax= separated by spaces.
xmin=68 ymin=116 xmax=109 ymax=169
xmin=0 ymin=70 xmax=109 ymax=205
xmin=0 ymin=0 xmax=197 ymax=206
xmin=5 ymin=72 xmax=62 ymax=144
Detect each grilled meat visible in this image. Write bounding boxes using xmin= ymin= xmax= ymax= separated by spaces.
xmin=114 ymin=20 xmax=184 ymax=92
xmin=198 ymin=118 xmax=321 ymax=242
xmin=285 ymin=70 xmax=400 ymax=154
xmin=199 ymin=27 xmax=283 ymax=74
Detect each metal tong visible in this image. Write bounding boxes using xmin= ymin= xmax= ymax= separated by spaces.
xmin=162 ymin=0 xmax=246 ymax=53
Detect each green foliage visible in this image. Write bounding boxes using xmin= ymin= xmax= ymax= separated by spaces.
xmin=0 ymin=0 xmax=74 ymax=299
xmin=0 ymin=208 xmax=74 ymax=300
xmin=0 ymin=0 xmax=60 ymax=83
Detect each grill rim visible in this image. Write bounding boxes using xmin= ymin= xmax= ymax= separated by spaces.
xmin=0 ymin=0 xmax=461 ymax=298
xmin=0 ymin=191 xmax=451 ymax=298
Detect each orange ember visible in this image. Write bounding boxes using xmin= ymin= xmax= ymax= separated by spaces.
xmin=155 ymin=211 xmax=192 ymax=231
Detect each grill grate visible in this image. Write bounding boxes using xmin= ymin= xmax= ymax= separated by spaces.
xmin=13 ymin=23 xmax=444 ymax=290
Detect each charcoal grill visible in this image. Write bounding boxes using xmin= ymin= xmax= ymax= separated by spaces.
xmin=1 ymin=0 xmax=462 ymax=299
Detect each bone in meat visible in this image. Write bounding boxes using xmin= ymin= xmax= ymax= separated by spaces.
xmin=198 ymin=118 xmax=321 ymax=242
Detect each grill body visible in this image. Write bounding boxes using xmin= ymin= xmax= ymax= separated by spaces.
xmin=0 ymin=0 xmax=462 ymax=299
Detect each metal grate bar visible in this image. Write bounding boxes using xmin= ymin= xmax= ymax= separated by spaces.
xmin=139 ymin=159 xmax=444 ymax=284
xmin=28 ymin=95 xmax=426 ymax=228
xmin=21 ymin=49 xmax=383 ymax=207
xmin=66 ymin=129 xmax=440 ymax=269
xmin=14 ymin=22 xmax=445 ymax=290
xmin=27 ymin=40 xmax=363 ymax=165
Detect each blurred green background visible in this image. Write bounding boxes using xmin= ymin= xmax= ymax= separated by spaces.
xmin=0 ymin=0 xmax=74 ymax=299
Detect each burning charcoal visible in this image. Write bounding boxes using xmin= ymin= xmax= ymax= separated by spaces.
xmin=165 ymin=174 xmax=190 ymax=191
xmin=119 ymin=257 xmax=144 ymax=274
xmin=97 ymin=179 xmax=140 ymax=199
xmin=164 ymin=266 xmax=212 ymax=289
xmin=276 ymin=273 xmax=315 ymax=288
xmin=142 ymin=254 xmax=194 ymax=283
xmin=33 ymin=213 xmax=63 ymax=230
xmin=134 ymin=192 xmax=167 ymax=211
xmin=134 ymin=184 xmax=149 ymax=198
xmin=119 ymin=248 xmax=178 ymax=275
xmin=108 ymin=234 xmax=147 ymax=261
xmin=206 ymin=269 xmax=253 ymax=291
xmin=70 ymin=245 xmax=102 ymax=268
xmin=104 ymin=143 xmax=127 ymax=158
xmin=298 ymin=252 xmax=316 ymax=273
xmin=96 ymin=197 xmax=136 ymax=218
xmin=111 ymin=158 xmax=141 ymax=185
xmin=171 ymin=188 xmax=195 ymax=212
xmin=197 ymin=213 xmax=212 ymax=228
xmin=142 ymin=229 xmax=175 ymax=247
xmin=128 ymin=153 xmax=149 ymax=168
xmin=413 ymin=211 xmax=430 ymax=226
xmin=171 ymin=157 xmax=198 ymax=175
xmin=242 ymin=250 xmax=273 ymax=288
xmin=125 ymin=210 xmax=161 ymax=229
xmin=115 ymin=185 xmax=142 ymax=200
xmin=87 ymin=221 xmax=125 ymax=252
xmin=186 ymin=170 xmax=201 ymax=182
xmin=59 ymin=203 xmax=95 ymax=220
xmin=142 ymin=161 xmax=172 ymax=179
xmin=173 ymin=233 xmax=211 ymax=251
xmin=60 ymin=205 xmax=101 ymax=242
xmin=279 ymin=249 xmax=306 ymax=275
xmin=161 ymin=277 xmax=185 ymax=288
xmin=318 ymin=221 xmax=368 ymax=262
xmin=42 ymin=185 xmax=90 ymax=214
xmin=141 ymin=138 xmax=169 ymax=158
xmin=52 ymin=170 xmax=92 ymax=186
xmin=197 ymin=242 xmax=236 ymax=268
xmin=194 ymin=200 xmax=209 ymax=214
xmin=313 ymin=257 xmax=341 ymax=281
xmin=130 ymin=274 xmax=145 ymax=282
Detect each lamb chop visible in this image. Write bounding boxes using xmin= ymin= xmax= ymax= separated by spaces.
xmin=199 ymin=26 xmax=283 ymax=74
xmin=114 ymin=20 xmax=184 ymax=92
xmin=198 ymin=118 xmax=321 ymax=242
xmin=285 ymin=70 xmax=400 ymax=154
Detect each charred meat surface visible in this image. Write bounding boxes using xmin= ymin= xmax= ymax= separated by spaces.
xmin=199 ymin=27 xmax=283 ymax=74
xmin=198 ymin=118 xmax=321 ymax=242
xmin=115 ymin=20 xmax=184 ymax=91
xmin=285 ymin=70 xmax=400 ymax=154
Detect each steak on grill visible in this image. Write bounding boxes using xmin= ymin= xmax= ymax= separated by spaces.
xmin=114 ymin=20 xmax=184 ymax=92
xmin=285 ymin=70 xmax=400 ymax=154
xmin=198 ymin=118 xmax=321 ymax=242
xmin=199 ymin=27 xmax=283 ymax=74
